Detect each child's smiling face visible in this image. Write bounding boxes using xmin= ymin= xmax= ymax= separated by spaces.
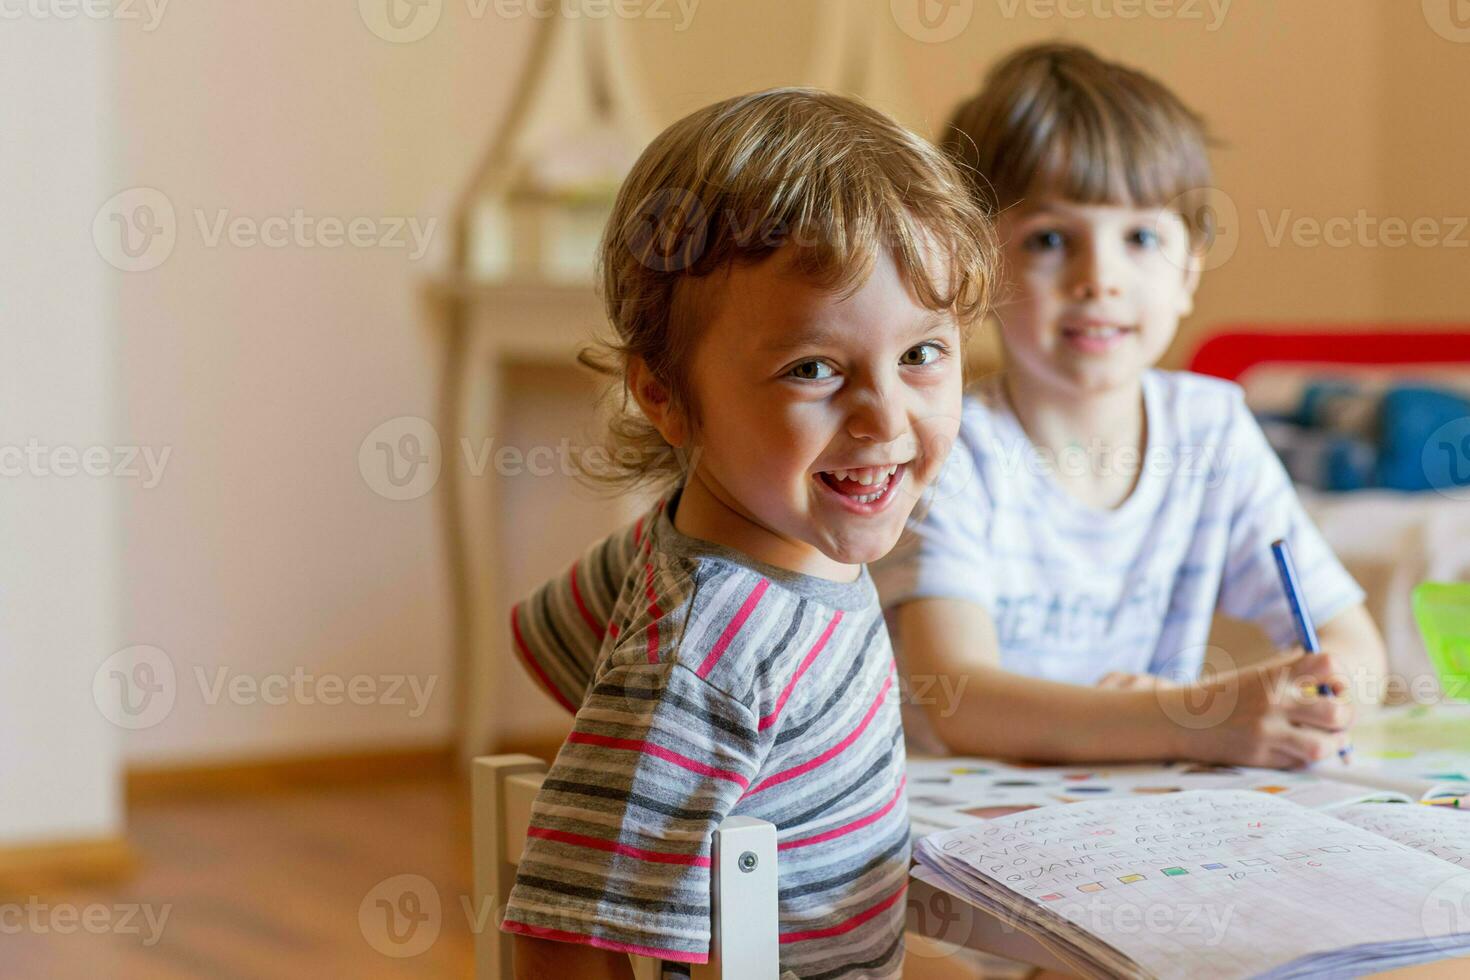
xmin=640 ymin=244 xmax=964 ymax=578
xmin=994 ymin=198 xmax=1202 ymax=396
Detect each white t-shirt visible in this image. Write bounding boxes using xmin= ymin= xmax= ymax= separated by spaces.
xmin=873 ymin=370 xmax=1365 ymax=686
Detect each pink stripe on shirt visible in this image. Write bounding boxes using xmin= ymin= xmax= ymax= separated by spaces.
xmin=526 ymin=825 xmax=711 ymax=867
xmin=759 ymin=609 xmax=843 ymax=731
xmin=510 ymin=603 xmax=577 ymax=714
xmin=568 ymin=560 xmax=604 ymax=638
xmin=749 ymin=665 xmax=894 ymax=794
xmin=567 ymin=731 xmax=750 ymax=789
xmin=779 ymin=775 xmax=907 ymax=851
xmin=696 ymin=579 xmax=771 ymax=679
xmin=643 ymin=563 xmax=663 ymax=663
xmin=779 ymin=880 xmax=908 ymax=944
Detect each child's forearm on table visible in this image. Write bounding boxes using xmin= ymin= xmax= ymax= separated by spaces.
xmin=927 ymin=665 xmax=1190 ymax=763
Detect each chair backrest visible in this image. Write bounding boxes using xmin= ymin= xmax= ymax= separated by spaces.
xmin=473 ymin=754 xmax=780 ymax=980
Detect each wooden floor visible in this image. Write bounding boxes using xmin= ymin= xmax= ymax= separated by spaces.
xmin=3 ymin=776 xmax=474 ymax=979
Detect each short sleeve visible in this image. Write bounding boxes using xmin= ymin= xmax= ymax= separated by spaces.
xmin=509 ymin=509 xmax=654 ymax=715
xmin=1214 ymin=391 xmax=1366 ymax=647
xmin=870 ymin=426 xmax=994 ymax=612
xmin=499 ymin=659 xmax=763 ymax=964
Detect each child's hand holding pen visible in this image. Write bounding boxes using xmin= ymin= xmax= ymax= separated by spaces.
xmin=1272 ymin=538 xmax=1353 ymax=764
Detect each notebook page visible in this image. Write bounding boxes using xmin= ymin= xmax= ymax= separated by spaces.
xmin=1334 ymin=802 xmax=1470 ymax=866
xmin=917 ymin=790 xmax=1470 ymax=980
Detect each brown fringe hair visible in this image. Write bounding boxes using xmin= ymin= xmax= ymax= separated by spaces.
xmin=942 ymin=43 xmax=1216 ymax=245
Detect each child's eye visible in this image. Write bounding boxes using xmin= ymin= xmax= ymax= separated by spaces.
xmin=1127 ymin=227 xmax=1161 ymax=249
xmin=900 ymin=342 xmax=948 ymax=367
xmin=1023 ymin=229 xmax=1067 ymax=252
xmin=788 ymin=360 xmax=835 ymax=382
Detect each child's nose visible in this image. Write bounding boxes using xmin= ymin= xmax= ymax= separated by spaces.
xmin=846 ymin=386 xmax=908 ymax=444
xmin=1068 ymin=245 xmax=1124 ymax=300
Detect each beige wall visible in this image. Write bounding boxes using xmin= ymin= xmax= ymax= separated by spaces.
xmin=108 ymin=1 xmax=1468 ymax=763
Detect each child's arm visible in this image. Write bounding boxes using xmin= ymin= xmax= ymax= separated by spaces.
xmin=513 ymin=934 xmax=635 ymax=980
xmin=894 ymin=596 xmax=1352 ymax=767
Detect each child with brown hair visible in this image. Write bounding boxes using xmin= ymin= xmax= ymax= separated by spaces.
xmin=874 ymin=43 xmax=1388 ymax=768
xmin=499 ymin=87 xmax=995 ymax=978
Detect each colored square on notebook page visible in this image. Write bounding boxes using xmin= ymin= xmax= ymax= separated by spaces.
xmin=1077 ymin=882 xmax=1105 ymax=893
xmin=1118 ymin=874 xmax=1145 ymax=884
xmin=1202 ymin=863 xmax=1227 ymax=870
xmin=1162 ymin=867 xmax=1188 ymax=876
xmin=1039 ymin=893 xmax=1064 ymax=902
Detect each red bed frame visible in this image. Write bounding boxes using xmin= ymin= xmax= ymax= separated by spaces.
xmin=1187 ymin=328 xmax=1470 ymax=382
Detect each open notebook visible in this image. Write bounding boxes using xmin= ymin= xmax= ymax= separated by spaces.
xmin=914 ymin=790 xmax=1470 ymax=979
xmin=906 ymin=755 xmax=1468 ymax=838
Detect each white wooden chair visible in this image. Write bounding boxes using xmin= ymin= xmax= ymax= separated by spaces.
xmin=473 ymin=754 xmax=780 ymax=980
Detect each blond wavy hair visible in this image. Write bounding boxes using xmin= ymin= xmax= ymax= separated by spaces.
xmin=579 ymin=87 xmax=997 ymax=491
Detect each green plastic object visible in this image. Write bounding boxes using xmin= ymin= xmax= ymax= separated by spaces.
xmin=1413 ymin=582 xmax=1470 ymax=702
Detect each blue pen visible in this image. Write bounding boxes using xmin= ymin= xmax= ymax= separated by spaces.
xmin=1271 ymin=538 xmax=1351 ymax=762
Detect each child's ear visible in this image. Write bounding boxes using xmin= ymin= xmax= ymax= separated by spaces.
xmin=628 ymin=357 xmax=689 ymax=448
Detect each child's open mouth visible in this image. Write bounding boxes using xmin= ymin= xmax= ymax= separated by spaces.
xmin=814 ymin=463 xmax=905 ymax=513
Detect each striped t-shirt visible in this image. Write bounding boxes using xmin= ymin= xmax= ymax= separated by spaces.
xmin=873 ymin=370 xmax=1365 ymax=686
xmin=501 ymin=489 xmax=909 ymax=979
